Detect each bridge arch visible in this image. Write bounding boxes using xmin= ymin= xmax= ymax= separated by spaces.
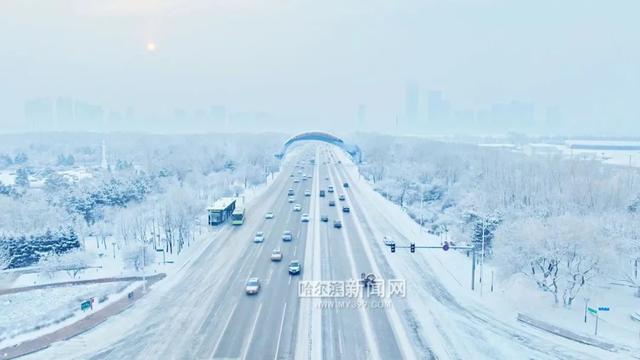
xmin=275 ymin=131 xmax=362 ymax=163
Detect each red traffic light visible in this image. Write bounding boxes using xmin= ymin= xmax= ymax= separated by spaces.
xmin=442 ymin=241 xmax=450 ymax=251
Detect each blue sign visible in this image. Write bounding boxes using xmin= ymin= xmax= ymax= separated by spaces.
xmin=442 ymin=242 xmax=450 ymax=251
xmin=598 ymin=307 xmax=610 ymax=311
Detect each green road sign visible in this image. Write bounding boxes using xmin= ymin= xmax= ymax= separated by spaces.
xmin=587 ymin=307 xmax=598 ymax=315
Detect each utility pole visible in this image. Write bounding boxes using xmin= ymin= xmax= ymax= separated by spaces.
xmin=419 ymin=196 xmax=424 ymax=233
xmin=141 ymin=244 xmax=147 ymax=293
xmin=584 ymin=298 xmax=590 ymax=323
xmin=471 ymin=248 xmax=476 ymax=291
xmin=480 ymin=217 xmax=486 ymax=296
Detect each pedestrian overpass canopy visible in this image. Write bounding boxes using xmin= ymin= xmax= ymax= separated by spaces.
xmin=275 ymin=131 xmax=361 ymax=163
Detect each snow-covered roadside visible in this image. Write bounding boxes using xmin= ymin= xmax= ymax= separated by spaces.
xmin=332 ymin=148 xmax=630 ymax=358
xmin=0 ymin=281 xmax=139 ymax=350
xmin=12 ymin=150 xmax=297 ymax=359
xmin=0 ymin=151 xmax=290 ymax=357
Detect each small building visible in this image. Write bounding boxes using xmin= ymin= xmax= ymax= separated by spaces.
xmin=207 ymin=197 xmax=236 ymax=226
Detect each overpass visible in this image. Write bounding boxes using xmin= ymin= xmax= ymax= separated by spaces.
xmin=275 ymin=131 xmax=362 ymax=163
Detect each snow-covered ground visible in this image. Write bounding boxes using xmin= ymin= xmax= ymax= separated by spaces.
xmin=335 ymin=147 xmax=639 ymax=357
xmin=0 ymin=281 xmax=138 ymax=347
xmin=0 ymin=147 xmax=287 ymax=351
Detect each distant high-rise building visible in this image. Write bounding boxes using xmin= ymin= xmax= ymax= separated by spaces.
xmin=74 ymin=100 xmax=103 ymax=131
xmin=24 ymin=98 xmax=53 ymax=131
xmin=357 ymin=104 xmax=366 ymax=128
xmin=405 ymin=82 xmax=420 ymax=127
xmin=55 ymin=97 xmax=73 ymax=131
xmin=427 ymin=91 xmax=451 ymax=130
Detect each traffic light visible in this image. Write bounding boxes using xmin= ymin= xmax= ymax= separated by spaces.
xmin=390 ymin=243 xmax=396 ymax=253
xmin=410 ymin=242 xmax=415 ymax=253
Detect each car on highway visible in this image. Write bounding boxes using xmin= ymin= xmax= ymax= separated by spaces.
xmin=293 ymin=203 xmax=302 ymax=211
xmin=343 ymin=182 xmax=349 ymax=188
xmin=319 ymin=190 xmax=325 ymax=197
xmin=288 ymin=188 xmax=295 ymax=196
xmin=383 ymin=236 xmax=395 ymax=246
xmin=304 ymin=189 xmax=311 ymax=197
xmin=254 ymin=231 xmax=265 ymax=243
xmin=293 ymin=178 xmax=300 ymax=183
xmin=320 ymin=215 xmax=329 ymax=222
xmin=282 ymin=230 xmax=293 ymax=241
xmin=288 ymin=260 xmax=301 ymax=275
xmin=301 ymin=213 xmax=310 ymax=222
xmin=265 ymin=211 xmax=274 ymax=219
xmin=245 ymin=277 xmax=261 ymax=294
xmin=333 ymin=220 xmax=342 ymax=228
xmin=338 ymin=194 xmax=345 ymax=201
xmin=329 ymin=200 xmax=336 ymax=207
xmin=271 ymin=248 xmax=283 ymax=261
xmin=328 ymin=186 xmax=334 ymax=193
xmin=290 ymin=173 xmax=295 ymax=177
xmin=343 ymin=206 xmax=350 ymax=213
xmin=325 ymin=177 xmax=329 ymax=180
xmin=288 ymin=196 xmax=295 ymax=203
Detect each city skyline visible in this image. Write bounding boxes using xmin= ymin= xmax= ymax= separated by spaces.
xmin=2 ymin=0 xmax=639 ymax=135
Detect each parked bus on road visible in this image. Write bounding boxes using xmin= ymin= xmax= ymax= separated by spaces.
xmin=207 ymin=197 xmax=236 ymax=226
xmin=232 ymin=207 xmax=246 ymax=225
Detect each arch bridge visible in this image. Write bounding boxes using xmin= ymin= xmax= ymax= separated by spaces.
xmin=275 ymin=131 xmax=362 ymax=163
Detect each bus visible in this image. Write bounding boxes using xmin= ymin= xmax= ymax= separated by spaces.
xmin=207 ymin=197 xmax=236 ymax=226
xmin=232 ymin=207 xmax=245 ymax=225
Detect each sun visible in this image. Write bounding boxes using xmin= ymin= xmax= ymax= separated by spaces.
xmin=146 ymin=42 xmax=157 ymax=52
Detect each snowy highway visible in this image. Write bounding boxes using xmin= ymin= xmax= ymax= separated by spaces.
xmin=20 ymin=144 xmax=624 ymax=360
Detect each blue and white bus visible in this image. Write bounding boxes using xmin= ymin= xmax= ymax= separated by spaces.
xmin=207 ymin=197 xmax=236 ymax=226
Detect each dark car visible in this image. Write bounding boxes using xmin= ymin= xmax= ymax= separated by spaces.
xmin=338 ymin=194 xmax=345 ymax=201
xmin=343 ymin=182 xmax=349 ymax=188
xmin=333 ymin=220 xmax=342 ymax=228
xmin=329 ymin=200 xmax=336 ymax=207
xmin=321 ymin=215 xmax=329 ymax=222
xmin=319 ymin=190 xmax=325 ymax=197
xmin=342 ymin=206 xmax=350 ymax=213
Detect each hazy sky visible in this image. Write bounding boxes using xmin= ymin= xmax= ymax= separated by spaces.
xmin=1 ymin=0 xmax=638 ymax=135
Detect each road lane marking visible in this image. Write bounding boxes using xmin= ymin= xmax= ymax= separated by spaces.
xmin=332 ymin=149 xmax=418 ymax=359
xmin=242 ymin=302 xmax=263 ymax=360
xmin=326 ymin=163 xmax=382 ymax=360
xmin=210 ymin=301 xmax=239 ymax=359
xmin=293 ymin=246 xmax=297 ymax=257
xmin=273 ymin=302 xmax=288 ymax=360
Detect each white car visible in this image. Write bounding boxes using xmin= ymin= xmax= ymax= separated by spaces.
xmin=293 ymin=204 xmax=302 ymax=212
xmin=304 ymin=190 xmax=311 ymax=197
xmin=245 ymin=277 xmax=261 ymax=294
xmin=265 ymin=211 xmax=274 ymax=219
xmin=293 ymin=178 xmax=300 ymax=183
xmin=288 ymin=196 xmax=295 ymax=203
xmin=254 ymin=231 xmax=265 ymax=243
xmin=282 ymin=230 xmax=293 ymax=241
xmin=271 ymin=248 xmax=283 ymax=261
xmin=301 ymin=213 xmax=310 ymax=222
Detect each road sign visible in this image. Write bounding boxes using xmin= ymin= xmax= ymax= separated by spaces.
xmin=587 ymin=307 xmax=598 ymax=315
xmin=598 ymin=307 xmax=610 ymax=311
xmin=81 ymin=300 xmax=91 ymax=311
xmin=442 ymin=242 xmax=450 ymax=251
